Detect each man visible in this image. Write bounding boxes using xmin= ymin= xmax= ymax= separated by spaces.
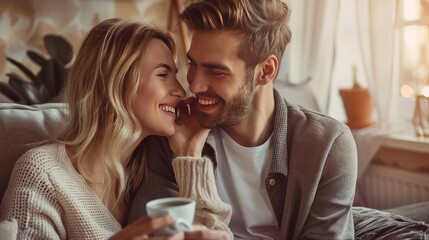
xmin=129 ymin=0 xmax=357 ymax=239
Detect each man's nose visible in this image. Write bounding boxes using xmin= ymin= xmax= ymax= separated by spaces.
xmin=187 ymin=67 xmax=208 ymax=94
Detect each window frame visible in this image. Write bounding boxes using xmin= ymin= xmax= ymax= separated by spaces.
xmin=397 ymin=0 xmax=429 ymax=121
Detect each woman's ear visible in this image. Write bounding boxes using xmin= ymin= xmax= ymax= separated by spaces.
xmin=257 ymin=55 xmax=279 ymax=85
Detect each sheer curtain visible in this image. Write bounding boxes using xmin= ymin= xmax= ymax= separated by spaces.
xmin=278 ymin=0 xmax=398 ymax=181
xmin=276 ymin=0 xmax=340 ymax=114
xmin=356 ymin=0 xmax=398 ymax=129
xmin=351 ymin=0 xmax=398 ymax=181
xmin=348 ymin=0 xmax=398 ymax=206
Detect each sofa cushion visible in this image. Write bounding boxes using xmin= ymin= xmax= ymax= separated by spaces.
xmin=0 ymin=219 xmax=17 ymax=240
xmin=0 ymin=103 xmax=68 ymax=201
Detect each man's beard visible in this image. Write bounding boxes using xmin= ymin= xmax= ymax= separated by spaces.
xmin=198 ymin=69 xmax=255 ymax=128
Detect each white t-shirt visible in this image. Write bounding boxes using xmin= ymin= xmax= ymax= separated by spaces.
xmin=214 ymin=128 xmax=279 ymax=239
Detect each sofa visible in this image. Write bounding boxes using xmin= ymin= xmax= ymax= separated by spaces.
xmin=0 ymin=103 xmax=68 ymax=201
xmin=0 ymin=82 xmax=318 ymax=201
xmin=0 ymin=103 xmax=68 ymax=239
xmin=1 ymin=99 xmax=429 ymax=239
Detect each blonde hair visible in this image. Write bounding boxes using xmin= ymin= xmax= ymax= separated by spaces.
xmin=180 ymin=0 xmax=291 ymax=68
xmin=57 ymin=18 xmax=176 ymax=208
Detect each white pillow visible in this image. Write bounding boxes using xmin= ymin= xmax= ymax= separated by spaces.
xmin=0 ymin=219 xmax=17 ymax=240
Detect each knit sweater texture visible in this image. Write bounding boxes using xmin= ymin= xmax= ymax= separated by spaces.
xmin=1 ymin=143 xmax=232 ymax=239
xmin=172 ymin=157 xmax=232 ymax=238
xmin=0 ymin=143 xmax=121 ymax=240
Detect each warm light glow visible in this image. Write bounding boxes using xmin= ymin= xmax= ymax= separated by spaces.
xmin=421 ymin=86 xmax=429 ymax=96
xmin=404 ymin=0 xmax=421 ymax=21
xmin=401 ymin=84 xmax=415 ymax=98
xmin=401 ymin=1 xmax=429 ymax=97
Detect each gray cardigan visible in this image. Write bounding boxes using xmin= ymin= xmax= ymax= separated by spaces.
xmin=128 ymin=88 xmax=358 ymax=240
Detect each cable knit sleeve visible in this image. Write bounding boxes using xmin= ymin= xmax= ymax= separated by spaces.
xmin=172 ymin=156 xmax=232 ymax=238
xmin=0 ymin=149 xmax=65 ymax=240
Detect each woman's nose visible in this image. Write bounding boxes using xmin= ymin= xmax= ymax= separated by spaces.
xmin=171 ymin=80 xmax=186 ymax=99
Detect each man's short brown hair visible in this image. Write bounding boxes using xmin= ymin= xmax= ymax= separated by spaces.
xmin=180 ymin=0 xmax=292 ymax=68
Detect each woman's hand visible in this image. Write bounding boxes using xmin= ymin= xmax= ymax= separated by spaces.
xmin=109 ymin=216 xmax=229 ymax=240
xmin=169 ymin=97 xmax=210 ymax=157
xmin=109 ymin=216 xmax=183 ymax=240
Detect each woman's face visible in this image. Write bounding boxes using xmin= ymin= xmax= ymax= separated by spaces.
xmin=133 ymin=39 xmax=185 ymax=137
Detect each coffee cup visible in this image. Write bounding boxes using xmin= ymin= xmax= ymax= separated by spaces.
xmin=146 ymin=197 xmax=196 ymax=236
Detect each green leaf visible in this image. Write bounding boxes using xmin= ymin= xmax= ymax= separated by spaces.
xmin=6 ymin=57 xmax=38 ymax=84
xmin=8 ymin=74 xmax=48 ymax=104
xmin=3 ymin=34 xmax=72 ymax=105
xmin=7 ymin=73 xmax=27 ymax=98
xmin=37 ymin=59 xmax=66 ymax=98
xmin=52 ymin=59 xmax=66 ymax=95
xmin=44 ymin=34 xmax=73 ymax=66
xmin=0 ymin=82 xmax=24 ymax=103
xmin=27 ymin=50 xmax=48 ymax=67
xmin=38 ymin=60 xmax=56 ymax=97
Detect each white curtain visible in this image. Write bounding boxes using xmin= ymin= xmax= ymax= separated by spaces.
xmin=277 ymin=0 xmax=402 ymax=190
xmin=355 ymin=0 xmax=398 ymax=129
xmin=277 ymin=0 xmax=340 ymax=114
xmin=351 ymin=0 xmax=398 ymax=181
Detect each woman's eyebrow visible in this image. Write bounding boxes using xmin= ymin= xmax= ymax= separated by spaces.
xmin=154 ymin=63 xmax=178 ymax=73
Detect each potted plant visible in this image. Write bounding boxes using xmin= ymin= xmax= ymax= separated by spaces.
xmin=0 ymin=34 xmax=73 ymax=105
xmin=339 ymin=66 xmax=375 ymax=129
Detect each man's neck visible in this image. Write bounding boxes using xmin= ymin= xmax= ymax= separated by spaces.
xmin=223 ymin=86 xmax=275 ymax=147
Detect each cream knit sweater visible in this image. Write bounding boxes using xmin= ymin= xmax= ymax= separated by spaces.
xmin=0 ymin=143 xmax=232 ymax=239
xmin=172 ymin=157 xmax=232 ymax=238
xmin=0 ymin=143 xmax=122 ymax=239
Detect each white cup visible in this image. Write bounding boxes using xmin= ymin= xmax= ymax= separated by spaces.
xmin=146 ymin=197 xmax=196 ymax=236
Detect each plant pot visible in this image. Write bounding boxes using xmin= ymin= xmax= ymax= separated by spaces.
xmin=339 ymin=88 xmax=375 ymax=129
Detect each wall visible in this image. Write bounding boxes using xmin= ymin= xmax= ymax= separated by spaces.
xmin=0 ymin=0 xmax=190 ymax=102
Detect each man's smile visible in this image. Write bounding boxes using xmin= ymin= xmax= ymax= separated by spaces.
xmin=196 ymin=96 xmax=222 ymax=112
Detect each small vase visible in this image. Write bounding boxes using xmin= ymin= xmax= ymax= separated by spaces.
xmin=412 ymin=95 xmax=429 ymax=137
xmin=339 ymin=88 xmax=375 ymax=129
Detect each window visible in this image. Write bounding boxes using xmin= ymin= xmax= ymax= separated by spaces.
xmin=399 ymin=0 xmax=429 ymax=98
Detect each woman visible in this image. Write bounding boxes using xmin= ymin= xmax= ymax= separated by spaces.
xmin=0 ymin=18 xmax=229 ymax=239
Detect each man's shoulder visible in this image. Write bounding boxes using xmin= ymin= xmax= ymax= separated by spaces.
xmin=283 ymin=99 xmax=348 ymax=134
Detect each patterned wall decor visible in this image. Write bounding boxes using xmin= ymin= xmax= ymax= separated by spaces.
xmin=0 ymin=0 xmax=189 ymax=102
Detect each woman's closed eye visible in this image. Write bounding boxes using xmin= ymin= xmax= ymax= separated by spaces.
xmin=157 ymin=73 xmax=169 ymax=79
xmin=154 ymin=63 xmax=177 ymax=79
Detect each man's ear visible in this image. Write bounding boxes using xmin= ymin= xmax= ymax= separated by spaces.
xmin=257 ymin=55 xmax=279 ymax=85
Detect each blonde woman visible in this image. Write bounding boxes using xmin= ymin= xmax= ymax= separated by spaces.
xmin=0 ymin=18 xmax=228 ymax=240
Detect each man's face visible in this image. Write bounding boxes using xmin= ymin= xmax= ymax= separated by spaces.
xmin=187 ymin=31 xmax=256 ymax=128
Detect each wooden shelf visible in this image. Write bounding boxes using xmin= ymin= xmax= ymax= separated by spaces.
xmin=383 ymin=127 xmax=429 ymax=154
